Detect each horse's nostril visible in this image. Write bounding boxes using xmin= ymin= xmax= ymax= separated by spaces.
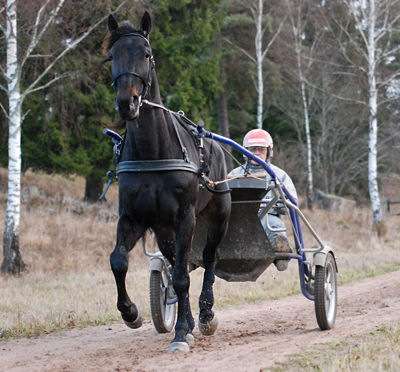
xmin=129 ymin=95 xmax=139 ymax=111
xmin=115 ymin=94 xmax=140 ymax=119
xmin=130 ymin=96 xmax=135 ymax=110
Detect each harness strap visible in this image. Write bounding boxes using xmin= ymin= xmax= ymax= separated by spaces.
xmin=116 ymin=159 xmax=199 ymax=175
xmin=169 ymin=112 xmax=190 ymax=163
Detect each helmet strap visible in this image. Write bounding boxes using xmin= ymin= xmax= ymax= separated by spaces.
xmin=266 ymin=147 xmax=272 ymax=163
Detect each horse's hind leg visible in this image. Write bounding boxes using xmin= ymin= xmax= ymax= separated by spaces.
xmin=198 ymin=230 xmax=220 ymax=335
xmin=110 ymin=215 xmax=145 ymax=328
xmin=198 ymin=198 xmax=230 ymax=336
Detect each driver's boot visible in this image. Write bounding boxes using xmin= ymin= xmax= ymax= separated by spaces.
xmin=273 ymin=235 xmax=293 ymax=271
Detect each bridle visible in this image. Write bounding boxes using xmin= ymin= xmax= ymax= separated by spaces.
xmin=111 ymin=33 xmax=155 ymax=99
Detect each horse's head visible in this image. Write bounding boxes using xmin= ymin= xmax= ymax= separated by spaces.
xmin=104 ymin=12 xmax=154 ymax=121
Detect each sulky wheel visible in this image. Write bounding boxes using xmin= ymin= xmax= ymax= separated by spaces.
xmin=314 ymin=253 xmax=337 ymax=330
xmin=150 ymin=265 xmax=177 ymax=333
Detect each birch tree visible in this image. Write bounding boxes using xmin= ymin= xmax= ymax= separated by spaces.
xmin=283 ymin=0 xmax=325 ymax=209
xmin=0 ymin=0 xmax=127 ymax=274
xmin=224 ymin=0 xmax=285 ymax=129
xmin=325 ymin=0 xmax=400 ymax=228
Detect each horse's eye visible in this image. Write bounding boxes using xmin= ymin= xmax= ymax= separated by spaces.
xmin=108 ymin=55 xmax=113 ymax=62
xmin=145 ymin=54 xmax=151 ymax=59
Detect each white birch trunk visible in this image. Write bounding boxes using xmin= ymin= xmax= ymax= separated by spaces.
xmin=256 ymin=0 xmax=264 ymax=129
xmin=289 ymin=0 xmax=314 ymax=209
xmin=300 ymin=78 xmax=313 ymax=208
xmin=367 ymin=0 xmax=382 ymax=224
xmin=1 ymin=0 xmax=126 ymax=274
xmin=225 ymin=1 xmax=284 ymax=130
xmin=1 ymin=0 xmax=25 ymax=274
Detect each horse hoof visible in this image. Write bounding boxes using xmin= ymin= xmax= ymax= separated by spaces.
xmin=198 ymin=316 xmax=218 ymax=336
xmin=168 ymin=342 xmax=190 ymax=353
xmin=123 ymin=310 xmax=143 ymax=329
xmin=186 ymin=333 xmax=195 ymax=345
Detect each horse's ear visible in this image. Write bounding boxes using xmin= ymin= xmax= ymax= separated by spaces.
xmin=108 ymin=14 xmax=119 ymax=33
xmin=140 ymin=11 xmax=152 ymax=38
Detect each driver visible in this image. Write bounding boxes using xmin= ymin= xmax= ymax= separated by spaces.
xmin=228 ymin=129 xmax=297 ymax=272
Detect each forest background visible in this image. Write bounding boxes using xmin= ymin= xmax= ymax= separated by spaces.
xmin=1 ymin=0 xmax=400 ymax=272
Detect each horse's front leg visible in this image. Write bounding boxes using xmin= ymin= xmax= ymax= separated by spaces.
xmin=169 ymin=209 xmax=195 ymax=353
xmin=110 ymin=215 xmax=145 ymax=328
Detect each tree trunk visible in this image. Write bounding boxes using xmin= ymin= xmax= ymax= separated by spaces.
xmin=2 ymin=220 xmax=26 ymax=274
xmin=217 ymin=92 xmax=234 ymax=172
xmin=2 ymin=0 xmax=26 ymax=275
xmin=256 ymin=0 xmax=264 ymax=129
xmin=367 ymin=0 xmax=382 ymax=226
xmin=300 ymin=78 xmax=313 ymax=210
xmin=84 ymin=171 xmax=105 ymax=203
xmin=292 ymin=8 xmax=313 ymax=210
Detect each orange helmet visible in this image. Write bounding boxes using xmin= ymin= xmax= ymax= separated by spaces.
xmin=243 ymin=129 xmax=273 ymax=149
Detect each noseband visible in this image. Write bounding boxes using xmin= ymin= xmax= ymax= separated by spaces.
xmin=111 ymin=33 xmax=155 ymax=98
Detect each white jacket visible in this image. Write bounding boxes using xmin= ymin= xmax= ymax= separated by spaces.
xmin=228 ymin=163 xmax=298 ymax=202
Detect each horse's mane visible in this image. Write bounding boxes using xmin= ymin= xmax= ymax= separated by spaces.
xmin=102 ymin=21 xmax=142 ymax=54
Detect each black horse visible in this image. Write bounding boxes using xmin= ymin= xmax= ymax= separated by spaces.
xmin=103 ymin=12 xmax=231 ymax=352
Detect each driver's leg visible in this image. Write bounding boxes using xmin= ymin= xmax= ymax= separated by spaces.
xmin=262 ymin=214 xmax=293 ymax=271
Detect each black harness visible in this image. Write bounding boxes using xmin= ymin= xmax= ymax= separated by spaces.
xmin=100 ymin=34 xmax=230 ymax=200
xmin=111 ymin=33 xmax=155 ymax=98
xmin=116 ymin=159 xmax=198 ymax=175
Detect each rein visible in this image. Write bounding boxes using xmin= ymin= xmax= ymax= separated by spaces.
xmin=102 ymin=34 xmax=231 ymax=199
xmin=100 ymin=101 xmax=231 ymax=199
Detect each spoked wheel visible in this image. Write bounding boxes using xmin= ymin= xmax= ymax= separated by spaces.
xmin=314 ymin=253 xmax=337 ymax=330
xmin=150 ymin=263 xmax=177 ymax=333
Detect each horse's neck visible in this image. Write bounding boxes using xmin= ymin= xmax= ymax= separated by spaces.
xmin=122 ymin=82 xmax=181 ymax=161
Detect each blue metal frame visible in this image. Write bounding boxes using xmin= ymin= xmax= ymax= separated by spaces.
xmin=103 ymin=128 xmax=123 ymax=145
xmin=197 ymin=126 xmax=314 ymax=301
xmin=103 ymin=125 xmax=314 ymax=300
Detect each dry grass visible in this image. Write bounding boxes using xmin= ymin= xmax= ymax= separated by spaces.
xmin=1 ymin=169 xmax=400 ymax=341
xmin=268 ymin=320 xmax=400 ymax=371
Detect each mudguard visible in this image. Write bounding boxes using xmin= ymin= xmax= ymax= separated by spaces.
xmin=313 ymin=246 xmax=338 ymax=272
xmin=149 ymin=257 xmax=164 ymax=272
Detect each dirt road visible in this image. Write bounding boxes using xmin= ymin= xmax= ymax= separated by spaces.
xmin=2 ymin=270 xmax=400 ymax=372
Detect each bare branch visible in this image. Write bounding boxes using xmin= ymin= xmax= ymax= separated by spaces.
xmin=260 ymin=9 xmax=274 ymax=38
xmin=23 ymin=0 xmax=129 ymax=97
xmin=0 ymin=62 xmax=6 ymax=78
xmin=0 ymin=102 xmax=10 ymax=120
xmin=21 ymin=72 xmax=69 ymax=98
xmin=343 ymin=0 xmax=369 ymax=48
xmin=0 ymin=4 xmax=6 ymax=34
xmin=261 ymin=15 xmax=287 ymax=61
xmin=333 ymin=18 xmax=368 ymax=63
xmin=27 ymin=54 xmax=54 ymax=59
xmin=21 ymin=0 xmax=66 ymax=68
xmin=223 ymin=37 xmax=256 ymax=64
xmin=377 ymin=95 xmax=400 ymax=106
xmin=381 ymin=44 xmax=400 ymax=59
xmin=377 ymin=69 xmax=400 ymax=87
xmin=0 ymin=83 xmax=7 ymax=93
xmin=303 ymin=76 xmax=367 ymax=106
xmin=21 ymin=109 xmax=31 ymax=124
xmin=22 ymin=72 xmax=72 ymax=96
